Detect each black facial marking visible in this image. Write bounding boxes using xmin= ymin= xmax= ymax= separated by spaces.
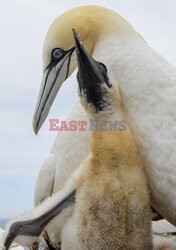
xmin=77 ymin=60 xmax=112 ymax=112
xmin=73 ymin=28 xmax=112 ymax=112
xmin=45 ymin=48 xmax=66 ymax=71
xmin=65 ymin=50 xmax=73 ymax=81
xmin=45 ymin=47 xmax=74 ymax=71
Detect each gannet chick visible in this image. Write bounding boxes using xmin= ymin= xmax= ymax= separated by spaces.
xmin=2 ymin=30 xmax=152 ymax=250
xmin=60 ymin=29 xmax=153 ymax=249
xmin=61 ymin=29 xmax=152 ymax=250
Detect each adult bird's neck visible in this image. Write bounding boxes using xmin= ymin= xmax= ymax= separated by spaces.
xmin=92 ymin=31 xmax=176 ymax=125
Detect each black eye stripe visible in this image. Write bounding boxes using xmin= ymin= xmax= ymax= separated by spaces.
xmin=45 ymin=47 xmax=75 ymax=72
xmin=44 ymin=49 xmax=65 ymax=71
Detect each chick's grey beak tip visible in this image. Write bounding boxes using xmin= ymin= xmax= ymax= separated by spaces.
xmin=72 ymin=28 xmax=78 ymax=39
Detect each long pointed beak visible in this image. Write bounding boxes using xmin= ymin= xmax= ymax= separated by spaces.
xmin=33 ymin=47 xmax=75 ymax=134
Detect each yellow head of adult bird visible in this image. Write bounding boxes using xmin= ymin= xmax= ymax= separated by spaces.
xmin=32 ymin=5 xmax=139 ymax=134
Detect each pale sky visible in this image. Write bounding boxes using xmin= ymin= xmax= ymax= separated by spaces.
xmin=0 ymin=0 xmax=176 ymax=218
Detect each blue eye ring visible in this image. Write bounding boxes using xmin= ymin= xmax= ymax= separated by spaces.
xmin=52 ymin=48 xmax=64 ymax=59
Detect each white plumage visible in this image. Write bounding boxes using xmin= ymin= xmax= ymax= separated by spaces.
xmin=33 ymin=7 xmax=176 ymax=238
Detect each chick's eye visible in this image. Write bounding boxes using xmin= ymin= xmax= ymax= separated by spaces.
xmin=52 ymin=49 xmax=64 ymax=59
xmin=99 ymin=63 xmax=107 ymax=73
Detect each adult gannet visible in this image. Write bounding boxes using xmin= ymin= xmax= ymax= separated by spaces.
xmin=33 ymin=5 xmax=176 ymax=232
xmin=33 ymin=6 xmax=176 ymax=243
xmin=2 ymin=29 xmax=152 ymax=250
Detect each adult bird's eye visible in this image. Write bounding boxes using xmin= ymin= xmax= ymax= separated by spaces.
xmin=52 ymin=48 xmax=64 ymax=59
